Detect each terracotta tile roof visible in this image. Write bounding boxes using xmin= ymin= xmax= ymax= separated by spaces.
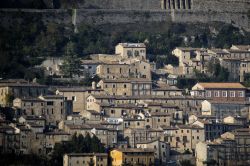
xmin=198 ymin=82 xmax=246 ymax=89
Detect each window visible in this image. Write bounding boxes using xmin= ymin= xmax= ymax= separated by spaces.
xmin=127 ymin=50 xmax=132 ymax=57
xmin=47 ymin=101 xmax=53 ymax=106
xmin=222 ymin=91 xmax=227 ymax=97
xmin=113 ymin=84 xmax=115 ymax=88
xmin=197 ymin=136 xmax=199 ymax=140
xmin=111 ymin=110 xmax=115 ymax=114
xmin=206 ymin=91 xmax=211 ymax=97
xmin=124 ymin=84 xmax=127 ymax=88
xmin=107 ymin=68 xmax=110 ymax=73
xmin=134 ymin=50 xmax=139 ymax=57
xmin=238 ymin=91 xmax=244 ymax=97
xmin=242 ymin=63 xmax=247 ymax=67
xmin=137 ymin=122 xmax=140 ymax=126
xmin=214 ymin=91 xmax=220 ymax=97
xmin=72 ymin=96 xmax=76 ymax=101
xmin=230 ymin=91 xmax=235 ymax=97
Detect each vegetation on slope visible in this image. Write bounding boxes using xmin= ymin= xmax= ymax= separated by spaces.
xmin=0 ymin=14 xmax=250 ymax=81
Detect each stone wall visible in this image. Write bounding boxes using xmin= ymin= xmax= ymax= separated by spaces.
xmin=59 ymin=0 xmax=162 ymax=10
xmin=0 ymin=0 xmax=249 ymax=31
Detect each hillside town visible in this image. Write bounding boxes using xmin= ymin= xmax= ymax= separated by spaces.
xmin=0 ymin=42 xmax=250 ymax=166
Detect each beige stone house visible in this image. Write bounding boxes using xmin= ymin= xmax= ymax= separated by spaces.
xmin=63 ymin=153 xmax=108 ymax=166
xmin=191 ymin=82 xmax=246 ymax=102
xmin=96 ymin=60 xmax=151 ymax=80
xmin=124 ymin=128 xmax=164 ymax=148
xmin=136 ymin=139 xmax=170 ymax=164
xmin=196 ymin=128 xmax=250 ymax=166
xmin=115 ymin=43 xmax=146 ymax=60
xmin=56 ymin=87 xmax=104 ymax=113
xmin=163 ymin=124 xmax=205 ymax=153
xmin=97 ymin=78 xmax=152 ymax=96
xmin=0 ymin=79 xmax=47 ymax=106
xmin=171 ymin=47 xmax=210 ymax=76
xmin=13 ymin=95 xmax=71 ymax=125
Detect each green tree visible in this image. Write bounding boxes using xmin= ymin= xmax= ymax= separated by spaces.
xmin=5 ymin=93 xmax=14 ymax=106
xmin=82 ymin=73 xmax=100 ymax=86
xmin=61 ymin=41 xmax=82 ymax=78
xmin=50 ymin=133 xmax=105 ymax=166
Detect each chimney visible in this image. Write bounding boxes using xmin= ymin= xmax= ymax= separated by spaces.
xmin=92 ymin=81 xmax=96 ymax=90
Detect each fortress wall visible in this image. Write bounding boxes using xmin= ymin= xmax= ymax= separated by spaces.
xmin=170 ymin=10 xmax=249 ymax=30
xmin=60 ymin=0 xmax=162 ymax=10
xmin=192 ymin=0 xmax=250 ymax=12
xmin=0 ymin=8 xmax=249 ymax=31
xmin=75 ymin=10 xmax=171 ymax=25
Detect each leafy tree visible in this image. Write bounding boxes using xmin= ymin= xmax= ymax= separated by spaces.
xmin=61 ymin=41 xmax=82 ymax=78
xmin=206 ymin=59 xmax=229 ymax=81
xmin=0 ymin=106 xmax=15 ymax=121
xmin=82 ymin=73 xmax=100 ymax=86
xmin=50 ymin=133 xmax=105 ymax=166
xmin=5 ymin=93 xmax=15 ymax=106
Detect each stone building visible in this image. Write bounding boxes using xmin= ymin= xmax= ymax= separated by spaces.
xmin=39 ymin=57 xmax=63 ymax=76
xmin=115 ymin=43 xmax=146 ymax=61
xmin=196 ymin=128 xmax=250 ymax=166
xmin=80 ymin=59 xmax=103 ymax=76
xmin=0 ymin=79 xmax=47 ymax=106
xmin=163 ymin=124 xmax=205 ymax=153
xmin=171 ymin=47 xmax=210 ymax=76
xmin=63 ymin=153 xmax=108 ymax=166
xmin=191 ymin=82 xmax=246 ymax=102
xmin=63 ymin=123 xmax=118 ymax=147
xmin=13 ymin=95 xmax=72 ymax=125
xmin=136 ymin=139 xmax=170 ymax=164
xmin=97 ymin=78 xmax=152 ymax=96
xmin=56 ymin=87 xmax=104 ymax=113
xmin=110 ymin=148 xmax=155 ymax=166
xmin=192 ymin=119 xmax=244 ymax=141
xmin=45 ymin=130 xmax=71 ymax=154
xmin=96 ymin=60 xmax=151 ymax=80
xmin=124 ymin=128 xmax=164 ymax=148
xmin=200 ymin=100 xmax=250 ymax=119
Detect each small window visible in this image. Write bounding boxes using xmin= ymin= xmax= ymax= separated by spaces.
xmin=230 ymin=91 xmax=235 ymax=97
xmin=214 ymin=91 xmax=220 ymax=97
xmin=124 ymin=84 xmax=127 ymax=88
xmin=47 ymin=101 xmax=53 ymax=106
xmin=238 ymin=91 xmax=244 ymax=97
xmin=222 ymin=91 xmax=227 ymax=97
